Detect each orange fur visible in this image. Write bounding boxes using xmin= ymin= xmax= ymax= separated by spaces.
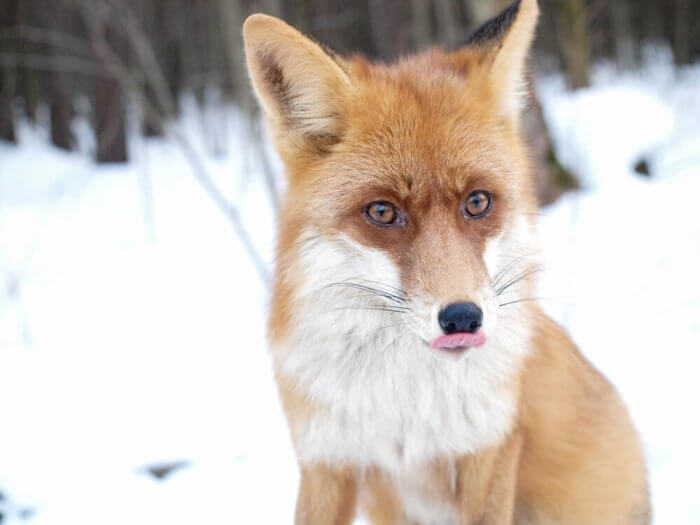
xmin=243 ymin=1 xmax=650 ymax=523
xmin=296 ymin=464 xmax=358 ymax=525
xmin=516 ymin=310 xmax=650 ymax=523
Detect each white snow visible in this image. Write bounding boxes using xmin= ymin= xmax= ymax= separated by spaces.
xmin=1 ymin=55 xmax=699 ymax=523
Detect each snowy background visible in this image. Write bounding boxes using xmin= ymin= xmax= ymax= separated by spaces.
xmin=1 ymin=50 xmax=699 ymax=523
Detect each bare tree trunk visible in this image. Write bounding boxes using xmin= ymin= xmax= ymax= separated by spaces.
xmin=288 ymin=0 xmax=310 ymax=33
xmin=467 ymin=0 xmax=497 ymax=23
xmin=94 ymin=24 xmax=127 ymax=163
xmin=179 ymin=0 xmax=199 ymax=99
xmin=523 ymin=79 xmax=577 ymax=205
xmin=609 ymin=0 xmax=636 ymax=69
xmin=367 ymin=0 xmax=414 ymax=60
xmin=433 ymin=0 xmax=460 ymax=48
xmin=142 ymin=84 xmax=163 ymax=136
xmin=49 ymin=72 xmax=72 ymax=149
xmin=0 ymin=0 xmax=19 ymax=142
xmin=367 ymin=0 xmax=393 ymax=60
xmin=0 ymin=68 xmax=16 ymax=143
xmin=48 ymin=2 xmax=73 ymax=150
xmin=161 ymin=0 xmax=184 ymax=104
xmin=641 ymin=0 xmax=665 ymax=43
xmin=260 ymin=0 xmax=283 ymax=18
xmin=16 ymin=0 xmax=41 ymax=122
xmin=672 ymin=0 xmax=691 ymax=66
xmin=139 ymin=0 xmax=164 ymax=137
xmin=217 ymin=0 xmax=255 ymax=114
xmin=554 ymin=0 xmax=590 ymax=90
xmin=95 ymin=74 xmax=127 ymax=162
xmin=410 ymin=0 xmax=432 ymax=50
xmin=691 ymin=2 xmax=700 ymax=61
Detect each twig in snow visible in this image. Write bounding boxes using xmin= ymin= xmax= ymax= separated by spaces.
xmin=76 ymin=0 xmax=271 ymax=286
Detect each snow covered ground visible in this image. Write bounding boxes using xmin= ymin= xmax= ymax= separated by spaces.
xmin=1 ymin=53 xmax=699 ymax=524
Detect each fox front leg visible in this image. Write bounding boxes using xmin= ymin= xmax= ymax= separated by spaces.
xmin=294 ymin=464 xmax=358 ymax=525
xmin=457 ymin=432 xmax=524 ymax=525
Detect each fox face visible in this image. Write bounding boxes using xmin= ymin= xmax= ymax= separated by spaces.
xmin=246 ymin=0 xmax=540 ymax=363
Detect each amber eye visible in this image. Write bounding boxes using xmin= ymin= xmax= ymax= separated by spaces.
xmin=364 ymin=201 xmax=400 ymax=226
xmin=462 ymin=190 xmax=492 ymax=219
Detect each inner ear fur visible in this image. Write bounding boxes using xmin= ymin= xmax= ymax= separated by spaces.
xmin=243 ymin=14 xmax=353 ymax=151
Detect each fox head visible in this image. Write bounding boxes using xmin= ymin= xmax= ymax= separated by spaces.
xmin=245 ymin=0 xmax=541 ymax=363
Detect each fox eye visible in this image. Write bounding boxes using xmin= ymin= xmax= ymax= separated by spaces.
xmin=462 ymin=190 xmax=492 ymax=219
xmin=364 ymin=201 xmax=400 ymax=227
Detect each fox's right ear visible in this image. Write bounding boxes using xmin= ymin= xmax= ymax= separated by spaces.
xmin=452 ymin=0 xmax=539 ymax=118
xmin=243 ymin=14 xmax=352 ymax=152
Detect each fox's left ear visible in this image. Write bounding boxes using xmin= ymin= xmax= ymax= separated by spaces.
xmin=453 ymin=0 xmax=539 ymax=117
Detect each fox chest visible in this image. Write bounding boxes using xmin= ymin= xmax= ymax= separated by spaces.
xmin=283 ymin=349 xmax=517 ymax=473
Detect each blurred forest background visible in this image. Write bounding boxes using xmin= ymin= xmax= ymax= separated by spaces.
xmin=2 ymin=0 xmax=699 ymax=205
xmin=2 ymin=2 xmax=700 ymax=522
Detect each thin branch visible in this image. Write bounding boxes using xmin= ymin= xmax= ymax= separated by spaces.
xmin=249 ymin=117 xmax=280 ymax=213
xmin=0 ymin=25 xmax=93 ymax=57
xmin=0 ymin=52 xmax=109 ymax=77
xmin=79 ymin=1 xmax=270 ymax=285
xmin=309 ymin=9 xmax=358 ymax=32
xmin=107 ymin=0 xmax=177 ymax=117
xmin=168 ymin=124 xmax=271 ymax=284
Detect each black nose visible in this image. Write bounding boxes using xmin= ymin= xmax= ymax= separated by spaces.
xmin=438 ymin=302 xmax=483 ymax=334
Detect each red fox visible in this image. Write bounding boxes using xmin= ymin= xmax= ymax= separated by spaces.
xmin=243 ymin=1 xmax=650 ymax=523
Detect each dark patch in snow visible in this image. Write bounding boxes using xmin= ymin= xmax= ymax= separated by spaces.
xmin=142 ymin=460 xmax=191 ymax=481
xmin=19 ymin=508 xmax=35 ymax=520
xmin=0 ymin=491 xmax=34 ymax=523
xmin=634 ymin=157 xmax=652 ymax=177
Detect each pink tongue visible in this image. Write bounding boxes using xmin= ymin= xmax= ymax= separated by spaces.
xmin=431 ymin=332 xmax=486 ymax=350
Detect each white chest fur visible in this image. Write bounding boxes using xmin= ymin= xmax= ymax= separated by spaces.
xmin=393 ymin=461 xmax=460 ymax=525
xmin=276 ymin=333 xmax=520 ymax=473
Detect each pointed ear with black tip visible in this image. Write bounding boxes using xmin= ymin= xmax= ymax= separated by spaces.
xmin=243 ymin=14 xmax=353 ymax=152
xmin=454 ymin=0 xmax=539 ymax=117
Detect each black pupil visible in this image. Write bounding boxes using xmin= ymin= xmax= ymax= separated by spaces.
xmin=470 ymin=194 xmax=485 ymax=212
xmin=372 ymin=202 xmax=393 ymax=220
